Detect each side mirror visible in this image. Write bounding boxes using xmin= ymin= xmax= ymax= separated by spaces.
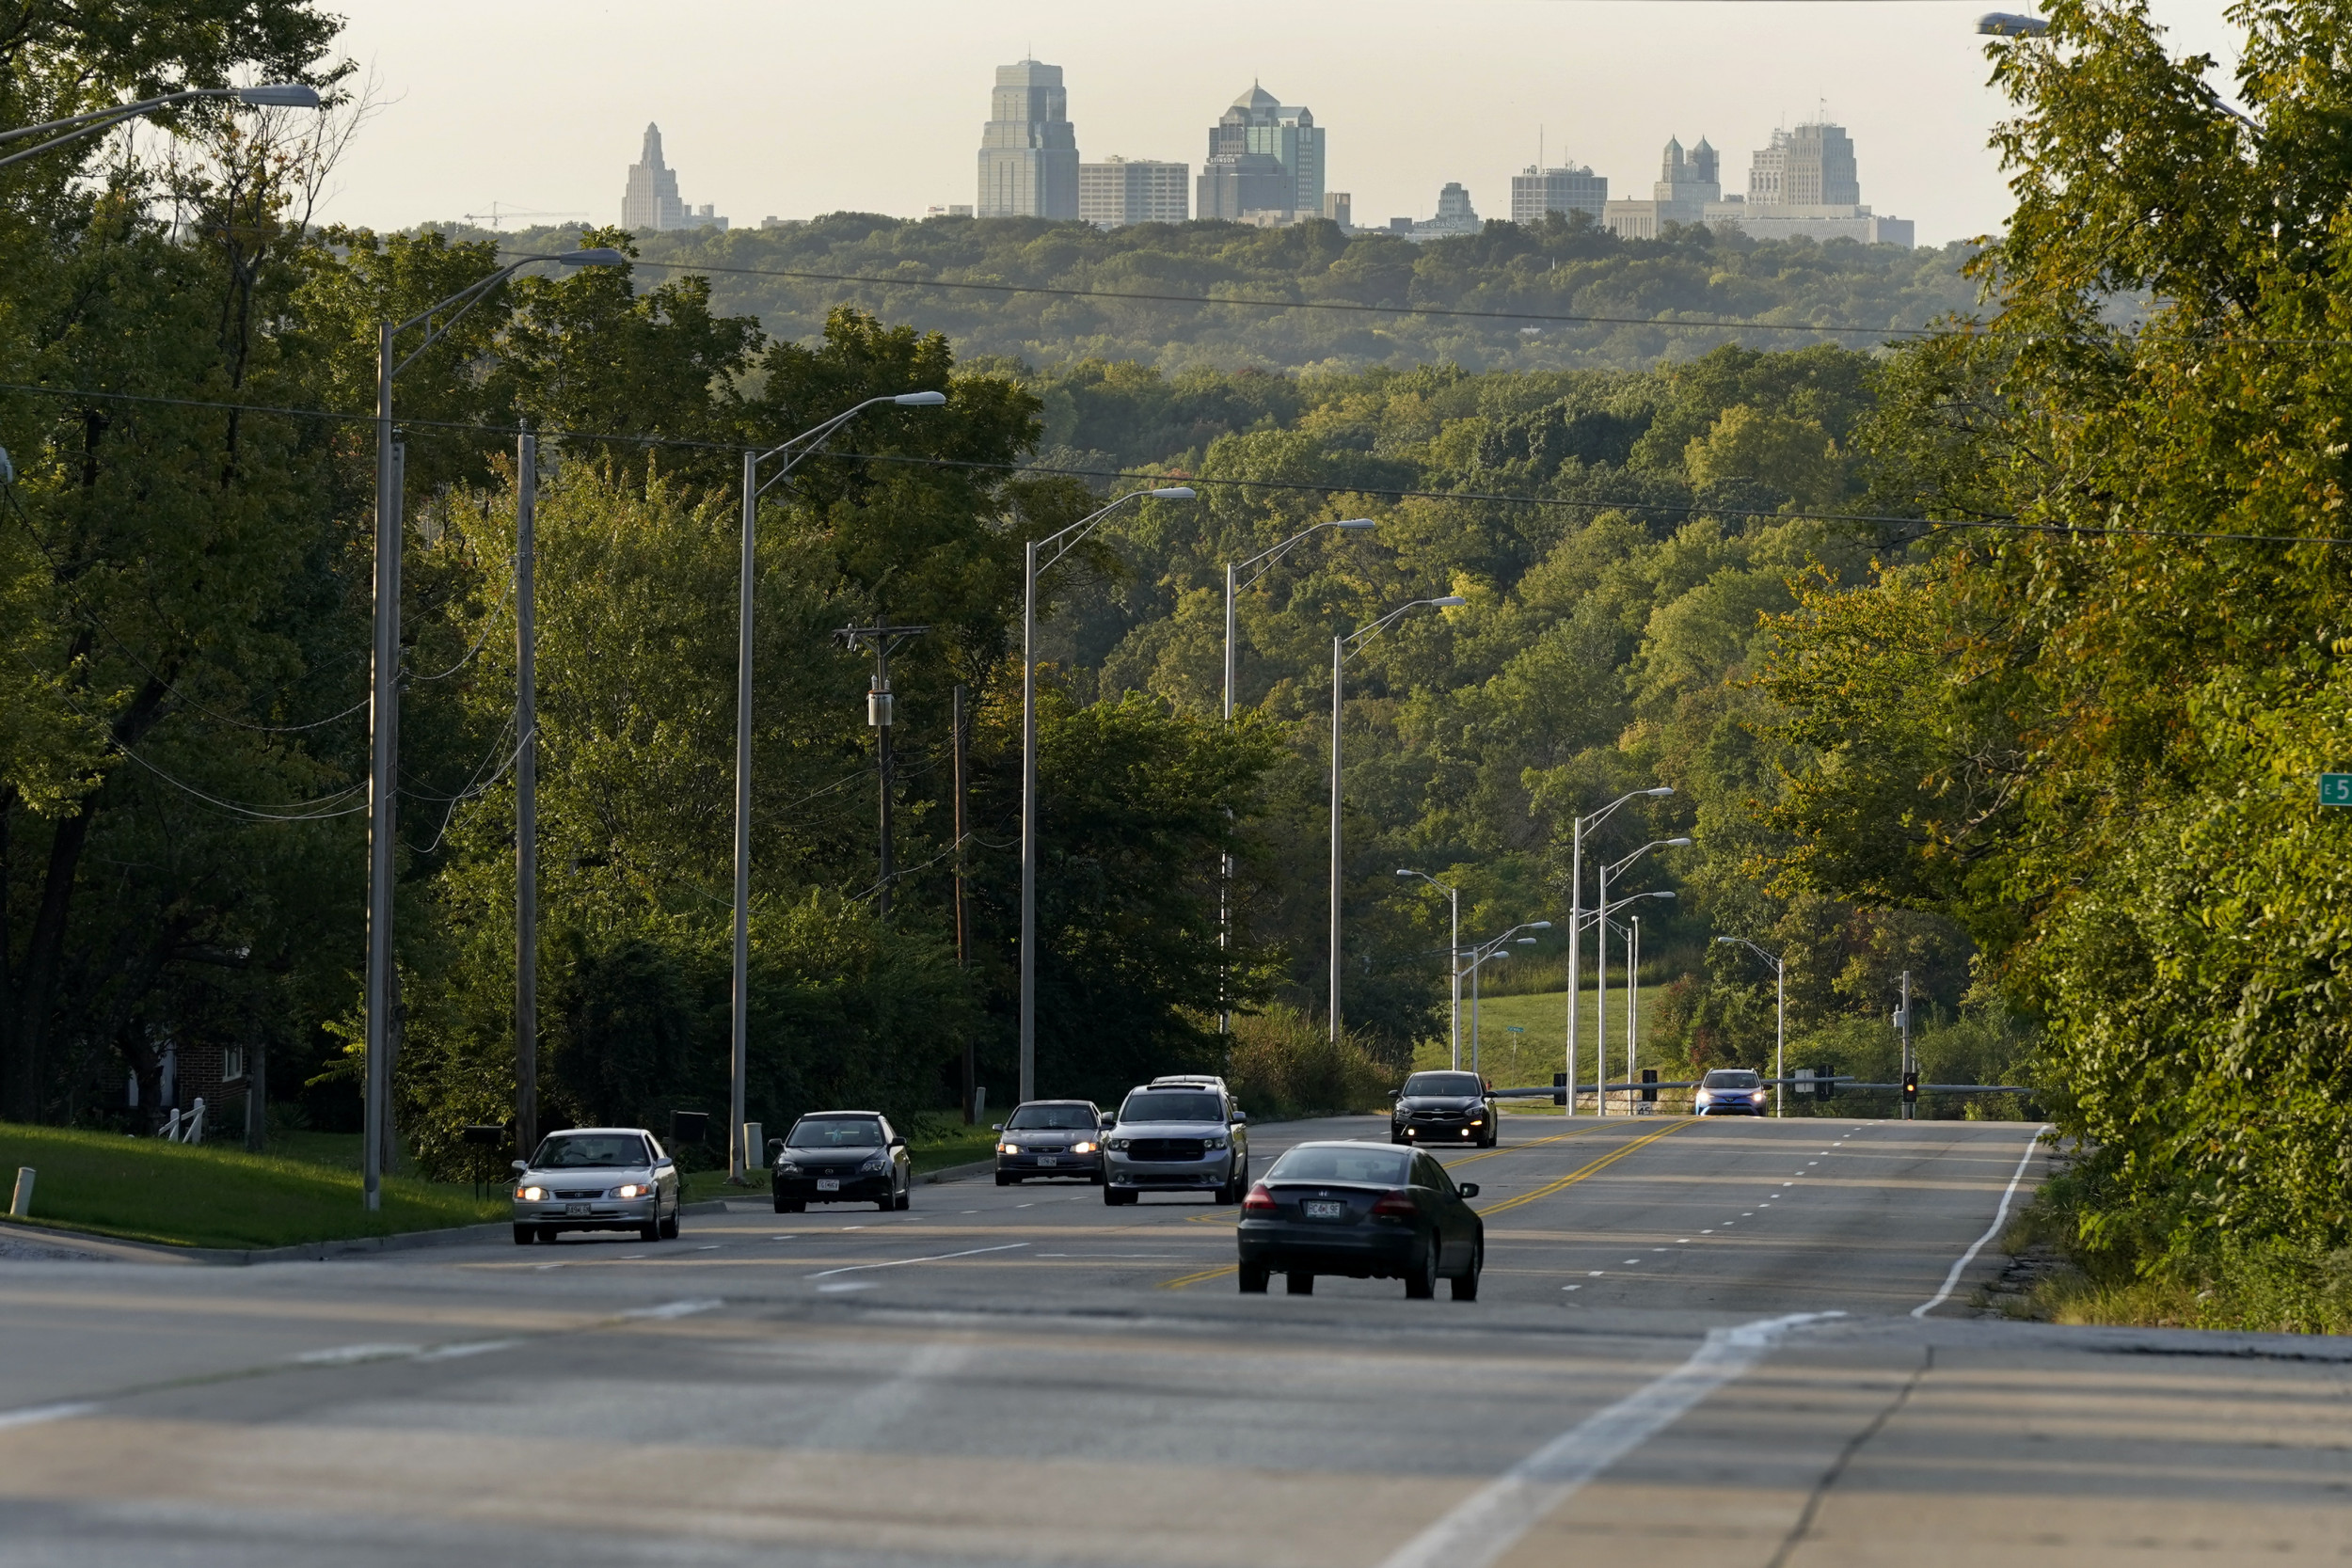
xmin=765 ymin=1138 xmax=785 ymax=1160
xmin=1459 ymin=1182 xmax=1481 ymax=1199
xmin=990 ymin=1123 xmax=1004 ymax=1132
xmin=889 ymin=1137 xmax=907 ymax=1149
xmin=509 ymin=1160 xmax=527 ymax=1174
xmin=1233 ymin=1111 xmax=1248 ymax=1125
xmin=1389 ymin=1090 xmax=1401 ymax=1101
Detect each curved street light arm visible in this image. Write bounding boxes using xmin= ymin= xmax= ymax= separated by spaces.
xmin=1603 ymin=835 xmax=1693 ymax=880
xmin=1232 ymin=517 xmax=1373 ymax=594
xmin=1035 ymin=485 xmax=1194 ymax=573
xmin=1343 ymin=594 xmax=1467 ymax=659
xmin=0 ymin=83 xmax=319 ymax=170
xmin=1713 ymin=934 xmax=1784 ymax=974
xmin=1576 ymin=889 xmax=1676 ymax=930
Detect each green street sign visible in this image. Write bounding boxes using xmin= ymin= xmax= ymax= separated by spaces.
xmin=2325 ymin=774 xmax=2352 ymax=807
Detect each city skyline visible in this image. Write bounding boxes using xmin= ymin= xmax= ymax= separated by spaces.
xmin=315 ymin=0 xmax=2249 ymax=250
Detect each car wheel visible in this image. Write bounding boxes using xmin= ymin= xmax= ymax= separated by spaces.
xmin=1452 ymin=1239 xmax=1484 ymax=1301
xmin=1104 ymin=1186 xmax=1134 ymax=1206
xmin=1285 ymin=1271 xmax=1314 ymax=1296
xmin=660 ymin=1210 xmax=679 ymax=1240
xmin=1237 ymin=1262 xmax=1269 ymax=1293
xmin=1214 ymin=1173 xmax=1238 ymax=1204
xmin=1405 ymin=1239 xmax=1438 ymax=1300
xmin=895 ymin=1183 xmax=912 ymax=1212
xmin=639 ymin=1220 xmax=660 ymax=1243
xmin=995 ymin=1173 xmax=1013 ymax=1186
xmin=772 ymin=1191 xmax=790 ymax=1213
xmin=512 ymin=1224 xmax=533 ymax=1246
xmin=536 ymin=1225 xmax=559 ymax=1244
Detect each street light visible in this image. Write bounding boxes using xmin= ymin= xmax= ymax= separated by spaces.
xmin=1716 ymin=936 xmax=1788 ymax=1117
xmin=1218 ymin=518 xmax=1374 ymax=1033
xmin=1592 ymin=837 xmax=1691 ymax=1117
xmin=0 ymin=83 xmax=322 ymax=172
xmin=1564 ymin=788 xmax=1672 ymax=1117
xmin=360 ymin=246 xmax=626 ymax=1212
xmin=1976 ymin=12 xmax=2049 ymax=35
xmin=1330 ymin=594 xmax=1466 ymax=1040
xmin=725 ymin=389 xmax=947 ymax=1182
xmin=1020 ymin=485 xmax=1198 ymax=1103
xmin=1396 ymin=869 xmax=1460 ymax=1068
xmin=1462 ymin=923 xmax=1549 ymax=1076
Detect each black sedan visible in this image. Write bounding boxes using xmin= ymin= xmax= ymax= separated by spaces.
xmin=993 ymin=1099 xmax=1108 ymax=1184
xmin=1391 ymin=1069 xmax=1501 ymax=1148
xmin=770 ymin=1112 xmax=912 ymax=1212
xmin=1237 ymin=1140 xmax=1484 ymax=1300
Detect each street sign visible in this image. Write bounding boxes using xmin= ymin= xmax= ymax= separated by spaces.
xmin=2324 ymin=774 xmax=2352 ymax=806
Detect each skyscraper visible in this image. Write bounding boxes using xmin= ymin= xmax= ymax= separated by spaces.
xmin=621 ymin=124 xmax=726 ymax=232
xmin=1510 ymin=163 xmax=1610 ymax=226
xmin=1198 ymin=84 xmax=1324 ymax=221
xmin=1080 ymin=158 xmax=1189 ymax=228
xmin=1602 ymin=135 xmax=1720 ymax=239
xmin=977 ymin=60 xmax=1080 ymax=219
xmin=1746 ymin=122 xmax=1860 ymax=207
xmin=622 ymin=124 xmax=682 ymax=232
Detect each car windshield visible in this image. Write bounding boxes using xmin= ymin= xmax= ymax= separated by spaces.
xmin=1267 ymin=1146 xmax=1413 ymax=1185
xmin=533 ymin=1133 xmax=648 ymax=1168
xmin=788 ymin=1117 xmax=883 ymax=1148
xmin=1404 ymin=1072 xmax=1484 ymax=1097
xmin=1007 ymin=1103 xmax=1097 ymax=1130
xmin=1119 ymin=1091 xmax=1223 ymax=1124
xmin=1703 ymin=1070 xmax=1762 ymax=1088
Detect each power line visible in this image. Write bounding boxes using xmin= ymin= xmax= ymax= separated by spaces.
xmin=8 ymin=375 xmax=2351 ymax=546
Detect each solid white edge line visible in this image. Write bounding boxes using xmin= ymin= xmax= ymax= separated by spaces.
xmin=806 ymin=1243 xmax=1028 ymax=1279
xmin=1912 ymin=1125 xmax=2050 ymax=1320
xmin=0 ymin=1402 xmax=98 ymax=1432
xmin=1375 ymin=1311 xmax=1844 ymax=1568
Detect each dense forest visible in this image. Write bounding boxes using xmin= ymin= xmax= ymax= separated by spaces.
xmin=7 ymin=0 xmax=2352 ymax=1328
xmin=461 ymin=210 xmax=1985 ymax=376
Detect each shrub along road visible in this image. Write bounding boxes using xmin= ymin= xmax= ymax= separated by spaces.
xmin=1 ymin=1115 xmax=2344 ymax=1566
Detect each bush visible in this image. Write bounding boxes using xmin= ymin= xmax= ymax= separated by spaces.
xmin=1226 ymin=1006 xmax=1396 ymax=1119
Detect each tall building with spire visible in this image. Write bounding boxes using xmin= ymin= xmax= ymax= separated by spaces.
xmin=621 ymin=124 xmax=725 ymax=231
xmin=977 ymin=59 xmax=1080 ymax=219
xmin=1602 ymin=120 xmax=1910 ymax=246
xmin=1602 ymin=135 xmax=1721 ymax=239
xmin=1197 ymin=84 xmax=1324 ymax=221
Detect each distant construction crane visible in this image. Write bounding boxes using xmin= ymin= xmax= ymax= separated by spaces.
xmin=461 ymin=202 xmax=588 ymax=231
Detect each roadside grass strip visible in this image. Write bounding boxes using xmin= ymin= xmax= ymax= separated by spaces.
xmin=1160 ymin=1121 xmax=1690 ymax=1289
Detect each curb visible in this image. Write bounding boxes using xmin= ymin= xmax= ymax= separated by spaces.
xmin=0 ymin=1198 xmax=739 ymax=1268
xmin=917 ymin=1158 xmax=996 ymax=1185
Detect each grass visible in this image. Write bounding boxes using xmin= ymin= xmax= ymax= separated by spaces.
xmin=0 ymin=1122 xmax=508 ymax=1251
xmin=1410 ymin=985 xmax=1668 ymax=1087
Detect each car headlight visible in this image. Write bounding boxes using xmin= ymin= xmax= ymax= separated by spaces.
xmin=1070 ymin=1141 xmax=1097 ymax=1155
xmin=614 ymin=1183 xmax=654 ymax=1199
xmin=860 ymin=1154 xmax=890 ymax=1174
xmin=1469 ymin=1117 xmax=1486 ymax=1125
xmin=516 ymin=1185 xmax=544 ymax=1201
xmin=1106 ymin=1137 xmax=1130 ymax=1151
xmin=1750 ymin=1090 xmax=1767 ymax=1101
xmin=1203 ymin=1135 xmax=1229 ymax=1149
xmin=997 ymin=1142 xmax=1020 ymax=1155
xmin=774 ymin=1162 xmax=799 ymax=1175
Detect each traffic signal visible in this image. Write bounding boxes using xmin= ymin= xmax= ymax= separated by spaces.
xmin=1901 ymin=1071 xmax=1919 ymax=1104
xmin=1552 ymin=1070 xmax=1568 ymax=1107
xmin=1816 ymin=1066 xmax=1836 ymax=1101
xmin=1641 ymin=1068 xmax=1659 ymax=1103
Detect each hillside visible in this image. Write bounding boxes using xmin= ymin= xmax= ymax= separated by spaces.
xmin=466 ymin=213 xmax=1983 ymax=374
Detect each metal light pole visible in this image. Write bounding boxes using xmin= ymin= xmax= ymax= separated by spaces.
xmin=1223 ymin=519 xmax=1373 ymax=1034
xmin=1396 ymin=869 xmax=1460 ymax=1067
xmin=363 ymin=245 xmax=624 ymax=1212
xmin=0 ymin=82 xmax=320 ymax=172
xmin=1329 ymin=595 xmax=1466 ymax=1040
xmin=1627 ymin=914 xmax=1640 ymax=1099
xmin=1461 ymin=924 xmax=1548 ymax=1076
xmin=1716 ymin=935 xmax=1787 ymax=1118
xmin=1588 ymin=836 xmax=1690 ymax=1116
xmin=1020 ymin=486 xmax=1198 ymax=1103
xmin=1565 ymin=787 xmax=1672 ymax=1117
xmin=515 ymin=427 xmax=538 ymax=1160
xmin=728 ymin=391 xmax=946 ymax=1182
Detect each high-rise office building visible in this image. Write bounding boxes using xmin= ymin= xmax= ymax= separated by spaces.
xmin=1080 ymin=157 xmax=1189 ymax=227
xmin=1402 ymin=182 xmax=1480 ymax=243
xmin=977 ymin=59 xmax=1080 ymax=219
xmin=1746 ymin=122 xmax=1859 ymax=207
xmin=1199 ymin=84 xmax=1324 ymax=220
xmin=1510 ymin=163 xmax=1610 ymax=226
xmin=622 ymin=124 xmax=728 ymax=231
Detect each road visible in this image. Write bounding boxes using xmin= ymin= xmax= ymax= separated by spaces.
xmin=3 ymin=1113 xmax=2348 ymax=1566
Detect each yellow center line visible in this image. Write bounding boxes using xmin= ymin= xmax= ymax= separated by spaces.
xmin=1160 ymin=1119 xmax=1692 ymax=1288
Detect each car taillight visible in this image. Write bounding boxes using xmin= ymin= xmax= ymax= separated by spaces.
xmin=1370 ymin=1189 xmax=1418 ymax=1220
xmin=1242 ymin=1183 xmax=1277 ymax=1213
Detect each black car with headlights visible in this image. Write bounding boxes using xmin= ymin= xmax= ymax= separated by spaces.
xmin=993 ymin=1099 xmax=1107 ymax=1184
xmin=1693 ymin=1068 xmax=1769 ymax=1117
xmin=1237 ymin=1141 xmax=1484 ymax=1300
xmin=770 ymin=1112 xmax=912 ymax=1212
xmin=1391 ymin=1069 xmax=1500 ymax=1148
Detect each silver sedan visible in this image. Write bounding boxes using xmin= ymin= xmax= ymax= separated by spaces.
xmin=511 ymin=1127 xmax=681 ymax=1244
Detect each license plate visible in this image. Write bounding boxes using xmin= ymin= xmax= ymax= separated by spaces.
xmin=564 ymin=1203 xmax=589 ymax=1216
xmin=1303 ymin=1200 xmax=1343 ymax=1219
xmin=1038 ymin=1156 xmax=1058 ymax=1167
xmin=816 ymin=1179 xmax=840 ymax=1192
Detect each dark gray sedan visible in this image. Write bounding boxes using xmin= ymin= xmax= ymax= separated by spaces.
xmin=1391 ymin=1069 xmax=1500 ymax=1148
xmin=993 ymin=1099 xmax=1107 ymax=1184
xmin=1236 ymin=1140 xmax=1484 ymax=1300
xmin=770 ymin=1112 xmax=911 ymax=1212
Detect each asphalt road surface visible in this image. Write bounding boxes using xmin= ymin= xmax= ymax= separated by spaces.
xmin=4 ymin=1113 xmax=2348 ymax=1566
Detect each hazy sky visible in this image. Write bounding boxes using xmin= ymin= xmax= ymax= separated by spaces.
xmin=315 ymin=0 xmax=2245 ymax=250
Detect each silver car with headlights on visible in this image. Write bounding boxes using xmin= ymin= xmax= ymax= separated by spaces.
xmin=1102 ymin=1083 xmax=1248 ymax=1205
xmin=511 ymin=1128 xmax=681 ymax=1245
